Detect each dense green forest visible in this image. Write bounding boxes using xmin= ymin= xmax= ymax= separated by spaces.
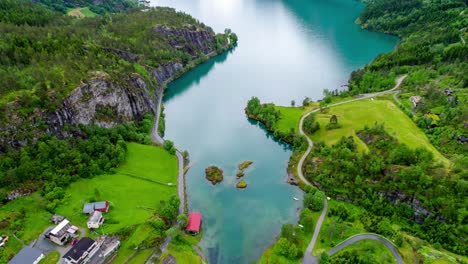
xmin=348 ymin=0 xmax=467 ymax=157
xmin=0 ymin=1 xmax=234 ymax=204
xmin=305 ymin=123 xmax=466 ymax=254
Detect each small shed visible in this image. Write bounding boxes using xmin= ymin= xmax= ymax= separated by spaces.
xmin=8 ymin=246 xmax=44 ymax=264
xmin=186 ymin=212 xmax=202 ymax=235
xmin=50 ymin=215 xmax=65 ymax=224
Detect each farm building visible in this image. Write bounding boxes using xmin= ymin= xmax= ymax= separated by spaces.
xmin=83 ymin=201 xmax=109 ymax=214
xmin=186 ymin=212 xmax=202 ymax=235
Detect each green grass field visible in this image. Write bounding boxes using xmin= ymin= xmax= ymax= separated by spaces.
xmin=275 ymin=104 xmax=318 ymax=134
xmin=311 ymin=99 xmax=449 ymax=166
xmin=274 ymin=98 xmax=449 ymax=166
xmin=0 ymin=193 xmax=51 ymax=262
xmin=0 ymin=143 xmax=178 ymax=263
xmin=39 ymin=251 xmax=60 ymax=264
xmin=55 ymin=143 xmax=178 ymax=234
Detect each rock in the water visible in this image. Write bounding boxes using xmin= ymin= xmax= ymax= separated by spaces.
xmin=236 ymin=172 xmax=245 ymax=178
xmin=205 ymin=166 xmax=223 ymax=185
xmin=236 ymin=180 xmax=247 ymax=189
xmin=238 ymin=161 xmax=253 ymax=170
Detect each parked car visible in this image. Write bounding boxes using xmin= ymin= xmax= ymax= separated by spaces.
xmin=44 ymin=228 xmax=53 ymax=239
xmin=71 ymin=239 xmax=78 ymax=246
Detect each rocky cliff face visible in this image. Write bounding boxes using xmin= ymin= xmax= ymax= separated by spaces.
xmin=60 ymin=72 xmax=155 ymax=128
xmin=153 ymin=25 xmax=216 ymax=56
xmin=0 ymin=26 xmax=224 ymax=151
xmin=0 ymin=72 xmax=155 ymax=150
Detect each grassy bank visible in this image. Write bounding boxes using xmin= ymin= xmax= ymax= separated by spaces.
xmin=159 ymin=232 xmax=204 ymax=264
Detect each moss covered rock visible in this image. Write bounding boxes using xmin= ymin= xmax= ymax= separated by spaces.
xmin=236 ymin=180 xmax=247 ymax=188
xmin=205 ymin=166 xmax=223 ymax=185
xmin=236 ymin=171 xmax=245 ymax=178
xmin=238 ymin=161 xmax=253 ymax=170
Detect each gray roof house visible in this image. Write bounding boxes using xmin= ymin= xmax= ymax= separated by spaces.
xmin=83 ymin=201 xmax=109 ymax=214
xmin=8 ymin=246 xmax=44 ymax=264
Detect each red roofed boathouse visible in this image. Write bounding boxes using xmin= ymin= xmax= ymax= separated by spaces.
xmin=186 ymin=212 xmax=202 ymax=235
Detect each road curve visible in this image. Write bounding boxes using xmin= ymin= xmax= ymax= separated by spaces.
xmin=302 ymin=199 xmax=328 ymax=264
xmin=327 ymin=234 xmax=404 ymax=264
xmin=299 ymin=76 xmax=406 ymax=264
xmin=296 ymin=75 xmax=406 ymax=186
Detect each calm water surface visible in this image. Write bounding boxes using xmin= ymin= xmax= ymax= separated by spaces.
xmin=150 ymin=0 xmax=398 ymax=263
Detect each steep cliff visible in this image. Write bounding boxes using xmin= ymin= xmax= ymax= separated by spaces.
xmin=0 ymin=23 xmax=231 ymax=151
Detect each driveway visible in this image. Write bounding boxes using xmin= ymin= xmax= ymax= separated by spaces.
xmin=30 ymin=226 xmax=71 ymax=257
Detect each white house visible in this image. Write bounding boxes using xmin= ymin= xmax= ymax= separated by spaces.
xmin=87 ymin=211 xmax=104 ymax=229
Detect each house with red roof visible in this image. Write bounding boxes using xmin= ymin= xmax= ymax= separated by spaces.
xmin=186 ymin=212 xmax=202 ymax=235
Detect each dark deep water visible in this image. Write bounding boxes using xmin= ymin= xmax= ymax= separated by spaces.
xmin=151 ymin=0 xmax=398 ymax=262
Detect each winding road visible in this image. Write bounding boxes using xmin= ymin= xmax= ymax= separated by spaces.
xmin=328 ymin=234 xmax=404 ymax=264
xmin=299 ymin=76 xmax=407 ymax=264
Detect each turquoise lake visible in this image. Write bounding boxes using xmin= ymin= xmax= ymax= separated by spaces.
xmin=150 ymin=0 xmax=398 ymax=262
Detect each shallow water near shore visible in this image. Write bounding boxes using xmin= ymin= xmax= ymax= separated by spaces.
xmin=151 ymin=0 xmax=398 ymax=263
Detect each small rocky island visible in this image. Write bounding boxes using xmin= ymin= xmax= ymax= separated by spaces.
xmin=236 ymin=179 xmax=247 ymax=189
xmin=235 ymin=161 xmax=253 ymax=188
xmin=238 ymin=161 xmax=253 ymax=170
xmin=205 ymin=166 xmax=224 ymax=185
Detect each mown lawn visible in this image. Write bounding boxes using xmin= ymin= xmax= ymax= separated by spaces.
xmin=55 ymin=143 xmax=178 ymax=234
xmin=310 ymin=99 xmax=449 ymax=166
xmin=39 ymin=251 xmax=60 ymax=264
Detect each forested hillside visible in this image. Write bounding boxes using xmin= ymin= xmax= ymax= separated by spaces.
xmin=349 ymin=0 xmax=467 ymax=157
xmin=0 ymin=1 xmax=235 ymax=203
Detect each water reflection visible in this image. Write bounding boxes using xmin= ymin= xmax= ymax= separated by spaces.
xmin=164 ymin=48 xmax=234 ymax=101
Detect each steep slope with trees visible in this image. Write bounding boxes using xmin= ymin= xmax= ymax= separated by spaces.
xmin=0 ymin=1 xmax=236 ymax=203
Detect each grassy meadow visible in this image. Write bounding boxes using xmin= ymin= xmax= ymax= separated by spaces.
xmin=0 ymin=142 xmax=178 ymax=263
xmin=273 ymin=99 xmax=449 ymax=166
xmin=55 ymin=142 xmax=178 ymax=234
